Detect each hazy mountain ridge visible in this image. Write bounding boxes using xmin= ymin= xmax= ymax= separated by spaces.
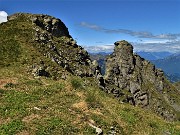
xmin=151 ymin=53 xmax=180 ymax=82
xmin=89 ymin=51 xmax=174 ymax=61
xmin=136 ymin=51 xmax=173 ymax=60
xmin=151 ymin=53 xmax=180 ymax=75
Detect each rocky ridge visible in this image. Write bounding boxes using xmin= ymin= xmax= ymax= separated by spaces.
xmin=103 ymin=40 xmax=180 ymax=121
xmin=7 ymin=13 xmax=100 ymax=79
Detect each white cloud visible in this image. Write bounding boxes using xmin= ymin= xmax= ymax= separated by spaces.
xmin=83 ymin=45 xmax=114 ymax=53
xmin=132 ymin=41 xmax=180 ymax=53
xmin=80 ymin=21 xmax=180 ymax=40
xmin=83 ymin=40 xmax=180 ymax=53
xmin=0 ymin=11 xmax=8 ymax=23
xmin=140 ymin=39 xmax=170 ymax=44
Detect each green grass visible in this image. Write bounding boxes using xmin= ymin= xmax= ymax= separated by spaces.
xmin=119 ymin=108 xmax=138 ymax=125
xmin=35 ymin=117 xmax=79 ymax=135
xmin=0 ymin=90 xmax=39 ymax=118
xmin=71 ymin=78 xmax=83 ymax=90
xmin=0 ymin=119 xmax=25 ymax=135
xmin=0 ymin=39 xmax=21 ymax=67
xmin=85 ymin=90 xmax=104 ymax=109
xmin=0 ymin=72 xmax=179 ymax=134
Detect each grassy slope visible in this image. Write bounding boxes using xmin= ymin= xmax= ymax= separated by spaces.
xmin=0 ymin=66 xmax=180 ymax=135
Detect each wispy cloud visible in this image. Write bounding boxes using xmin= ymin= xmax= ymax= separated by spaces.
xmin=83 ymin=40 xmax=180 ymax=53
xmin=133 ymin=40 xmax=180 ymax=53
xmin=0 ymin=11 xmax=8 ymax=23
xmin=80 ymin=22 xmax=180 ymax=40
xmin=83 ymin=45 xmax=114 ymax=53
xmin=96 ymin=41 xmax=104 ymax=43
xmin=80 ymin=22 xmax=102 ymax=31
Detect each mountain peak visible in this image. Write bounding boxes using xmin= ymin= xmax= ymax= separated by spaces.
xmin=1 ymin=12 xmax=101 ymax=79
xmin=8 ymin=13 xmax=71 ymax=38
xmin=103 ymin=41 xmax=180 ymax=121
xmin=114 ymin=40 xmax=133 ymax=54
xmin=114 ymin=40 xmax=131 ymax=47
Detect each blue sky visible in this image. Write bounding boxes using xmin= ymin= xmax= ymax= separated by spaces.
xmin=0 ymin=0 xmax=180 ymax=53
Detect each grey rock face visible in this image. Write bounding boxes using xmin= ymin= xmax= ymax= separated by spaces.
xmin=31 ymin=63 xmax=50 ymax=77
xmin=33 ymin=16 xmax=70 ymax=38
xmin=104 ymin=40 xmax=180 ymax=121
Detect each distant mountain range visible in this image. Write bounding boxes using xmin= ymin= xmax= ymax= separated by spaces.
xmin=136 ymin=51 xmax=173 ymax=60
xmin=151 ymin=53 xmax=180 ymax=82
xmin=151 ymin=53 xmax=180 ymax=75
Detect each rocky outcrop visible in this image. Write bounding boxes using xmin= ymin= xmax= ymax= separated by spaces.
xmin=104 ymin=40 xmax=180 ymax=121
xmin=7 ymin=13 xmax=100 ymax=78
xmin=8 ymin=13 xmax=71 ymax=38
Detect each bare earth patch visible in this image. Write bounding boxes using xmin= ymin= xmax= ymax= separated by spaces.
xmin=0 ymin=78 xmax=17 ymax=89
xmin=76 ymin=91 xmax=85 ymax=99
xmin=90 ymin=109 xmax=104 ymax=116
xmin=64 ymin=81 xmax=73 ymax=91
xmin=0 ymin=117 xmax=11 ymax=125
xmin=16 ymin=130 xmax=30 ymax=135
xmin=72 ymin=101 xmax=88 ymax=111
xmin=22 ymin=114 xmax=40 ymax=123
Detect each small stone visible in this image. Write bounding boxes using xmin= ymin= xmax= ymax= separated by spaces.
xmin=44 ymin=18 xmax=51 ymax=23
xmin=34 ymin=107 xmax=41 ymax=111
xmin=88 ymin=123 xmax=103 ymax=135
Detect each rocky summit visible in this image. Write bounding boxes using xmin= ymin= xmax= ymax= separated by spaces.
xmin=103 ymin=40 xmax=180 ymax=121
xmin=0 ymin=13 xmax=180 ymax=134
xmin=3 ymin=13 xmax=100 ymax=78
